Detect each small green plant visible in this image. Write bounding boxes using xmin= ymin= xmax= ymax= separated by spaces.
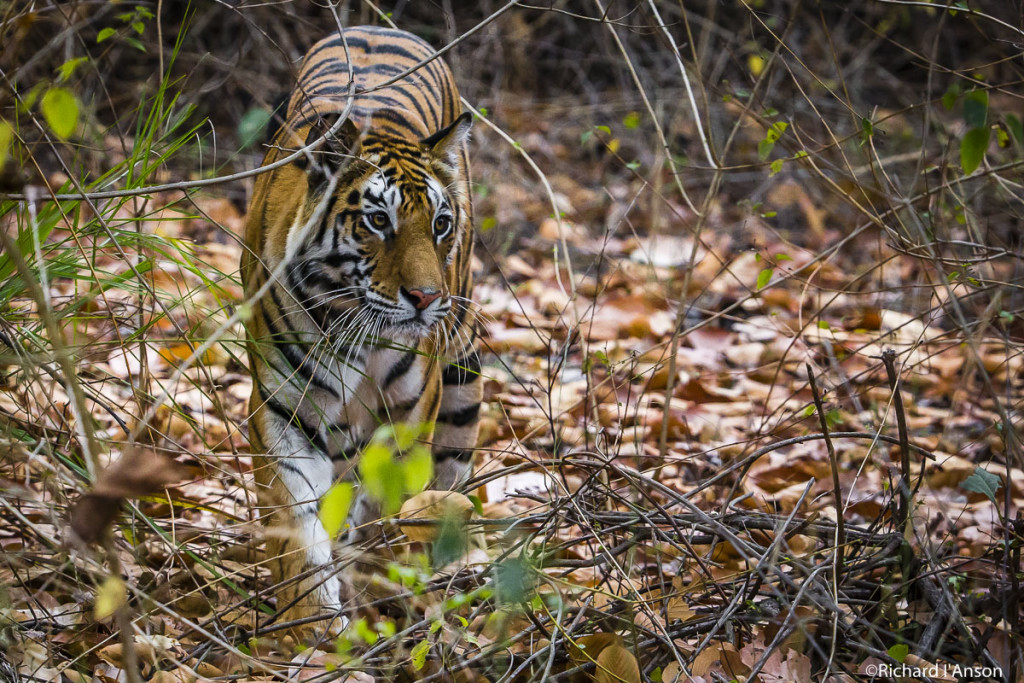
xmin=357 ymin=423 xmax=434 ymax=515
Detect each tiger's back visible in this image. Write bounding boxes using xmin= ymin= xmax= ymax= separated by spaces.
xmin=241 ymin=26 xmax=481 ymax=632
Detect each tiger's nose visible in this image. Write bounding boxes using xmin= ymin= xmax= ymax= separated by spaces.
xmin=402 ymin=287 xmax=442 ymax=310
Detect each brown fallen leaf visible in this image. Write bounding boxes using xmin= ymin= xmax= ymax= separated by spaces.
xmin=568 ymin=633 xmax=623 ymax=668
xmin=691 ymin=641 xmax=749 ymax=679
xmin=70 ymin=448 xmax=188 ymax=543
xmin=595 ymin=645 xmax=641 ymax=683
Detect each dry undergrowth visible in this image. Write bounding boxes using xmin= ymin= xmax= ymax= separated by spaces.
xmin=1 ymin=2 xmax=1022 ymax=682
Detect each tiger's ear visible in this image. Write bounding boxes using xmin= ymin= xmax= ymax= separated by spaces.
xmin=422 ymin=112 xmax=473 ymax=173
xmin=297 ymin=113 xmax=360 ymax=184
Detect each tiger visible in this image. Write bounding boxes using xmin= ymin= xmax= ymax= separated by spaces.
xmin=240 ymin=25 xmax=481 ymax=631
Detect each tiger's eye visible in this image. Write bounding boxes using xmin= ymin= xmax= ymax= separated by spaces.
xmin=434 ymin=216 xmax=451 ymax=234
xmin=371 ymin=212 xmax=389 ymax=228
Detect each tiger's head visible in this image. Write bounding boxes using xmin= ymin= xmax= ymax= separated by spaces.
xmin=284 ymin=111 xmax=472 ymax=341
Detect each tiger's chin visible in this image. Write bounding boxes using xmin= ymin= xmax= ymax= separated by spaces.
xmin=386 ymin=319 xmax=439 ymax=342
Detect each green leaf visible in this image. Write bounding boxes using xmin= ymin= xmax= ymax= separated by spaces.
xmin=1006 ymin=114 xmax=1023 ymax=145
xmin=963 ymin=89 xmax=989 ymax=128
xmin=817 ymin=320 xmax=830 ymax=330
xmin=769 ymin=158 xmax=783 ymax=176
xmin=319 ymin=482 xmax=354 ymax=537
xmin=40 ymin=87 xmax=78 ymax=139
xmin=432 ymin=509 xmax=469 ymax=567
xmin=860 ymin=117 xmax=874 ymax=146
xmin=495 ymin=556 xmax=534 ymax=604
xmin=960 ymin=126 xmax=990 ymax=175
xmin=359 ymin=443 xmax=404 ymax=514
xmin=480 ymin=216 xmax=497 ymax=232
xmin=237 ymin=107 xmax=272 ymax=150
xmin=411 ymin=639 xmax=430 ymax=670
xmin=56 ymin=56 xmax=89 ymax=82
xmin=766 ymin=121 xmax=788 ymax=142
xmin=960 ymin=467 xmax=1002 ymax=504
xmin=595 ymin=125 xmax=612 ymax=136
xmin=19 ymin=83 xmax=45 ymax=113
xmin=756 ymin=267 xmax=773 ymax=290
xmin=758 ymin=121 xmax=788 ymax=161
xmin=803 ymin=404 xmax=815 ymax=417
xmin=0 ymin=119 xmax=12 ymax=169
xmin=132 ymin=21 xmax=145 ymax=35
xmin=353 ymin=618 xmax=379 ymax=645
xmin=941 ymin=83 xmax=960 ymax=110
xmin=402 ymin=448 xmax=433 ymax=493
xmin=888 ymin=644 xmax=909 ymax=663
xmin=97 ymin=27 xmax=116 ymax=43
xmin=622 ymin=111 xmax=640 ymax=129
xmin=467 ymin=494 xmax=484 ymax=516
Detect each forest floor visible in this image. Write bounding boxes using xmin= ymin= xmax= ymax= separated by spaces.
xmin=2 ymin=3 xmax=1023 ymax=682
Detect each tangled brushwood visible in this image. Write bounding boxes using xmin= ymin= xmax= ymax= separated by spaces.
xmin=0 ymin=2 xmax=1022 ymax=682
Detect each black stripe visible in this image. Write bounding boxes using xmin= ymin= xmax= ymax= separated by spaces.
xmin=330 ymin=442 xmax=363 ymax=462
xmin=369 ymin=108 xmax=421 ymax=135
xmin=434 ymin=448 xmax=474 ymax=463
xmin=384 ymin=351 xmax=417 ymax=388
xmin=441 ymin=353 xmax=480 ymax=385
xmin=322 ymin=251 xmax=360 ymax=269
xmin=390 ymin=394 xmax=422 ymax=414
xmin=248 ymin=420 xmax=264 ymax=451
xmin=375 ymin=82 xmax=436 ymax=128
xmin=309 ymin=35 xmax=370 ymax=60
xmin=264 ymin=287 xmax=339 ymax=397
xmin=315 ymin=205 xmax=335 ymax=243
xmin=446 ymin=298 xmax=470 ymax=340
xmin=424 ymin=384 xmax=442 ymax=421
xmin=294 ymin=502 xmax=320 ymax=519
xmin=437 ymin=403 xmax=480 ymax=427
xmin=289 ymin=261 xmax=336 ymax=298
xmin=312 ymin=61 xmax=406 ymax=80
xmin=363 ymin=42 xmax=429 ymax=63
xmin=277 ymin=457 xmax=303 ymax=475
xmin=259 ymin=383 xmax=329 ymax=455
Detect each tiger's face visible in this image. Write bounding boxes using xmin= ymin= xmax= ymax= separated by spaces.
xmin=287 ymin=113 xmax=471 ymax=342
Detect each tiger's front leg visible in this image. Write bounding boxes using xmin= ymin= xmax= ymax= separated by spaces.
xmin=250 ymin=405 xmax=344 ymax=637
xmin=432 ymin=341 xmax=483 ymax=488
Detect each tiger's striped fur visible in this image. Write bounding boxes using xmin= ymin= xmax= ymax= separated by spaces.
xmin=241 ymin=26 xmax=481 ymax=629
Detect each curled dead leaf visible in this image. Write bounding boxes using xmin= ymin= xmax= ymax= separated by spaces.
xmin=70 ymin=448 xmax=188 ymax=544
xmin=399 ymin=490 xmax=475 ymax=543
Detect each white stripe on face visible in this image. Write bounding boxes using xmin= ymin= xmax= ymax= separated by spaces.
xmin=426 ymin=177 xmax=453 ymax=243
xmin=361 ymin=172 xmax=401 ymax=236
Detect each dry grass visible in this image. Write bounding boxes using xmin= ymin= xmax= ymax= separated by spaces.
xmin=1 ymin=1 xmax=1022 ymax=681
